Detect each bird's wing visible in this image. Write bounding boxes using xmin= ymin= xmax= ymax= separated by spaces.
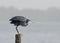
xmin=10 ymin=16 xmax=27 ymax=21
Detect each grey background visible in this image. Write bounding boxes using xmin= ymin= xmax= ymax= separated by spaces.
xmin=0 ymin=0 xmax=60 ymax=43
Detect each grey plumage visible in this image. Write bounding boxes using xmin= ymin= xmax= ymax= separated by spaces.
xmin=9 ymin=16 xmax=30 ymax=33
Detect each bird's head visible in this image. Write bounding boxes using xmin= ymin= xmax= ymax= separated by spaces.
xmin=26 ymin=19 xmax=31 ymax=23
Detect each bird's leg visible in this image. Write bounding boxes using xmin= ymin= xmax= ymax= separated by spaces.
xmin=16 ymin=26 xmax=19 ymax=34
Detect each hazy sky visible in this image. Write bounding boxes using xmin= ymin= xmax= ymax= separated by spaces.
xmin=0 ymin=0 xmax=60 ymax=43
xmin=0 ymin=0 xmax=60 ymax=9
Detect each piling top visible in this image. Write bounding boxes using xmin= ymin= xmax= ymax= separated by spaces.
xmin=15 ymin=33 xmax=22 ymax=36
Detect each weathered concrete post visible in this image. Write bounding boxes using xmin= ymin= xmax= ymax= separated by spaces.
xmin=15 ymin=33 xmax=21 ymax=43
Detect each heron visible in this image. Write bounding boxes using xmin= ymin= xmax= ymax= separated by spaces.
xmin=9 ymin=16 xmax=30 ymax=34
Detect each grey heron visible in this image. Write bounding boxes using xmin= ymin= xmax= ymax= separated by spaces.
xmin=9 ymin=16 xmax=30 ymax=34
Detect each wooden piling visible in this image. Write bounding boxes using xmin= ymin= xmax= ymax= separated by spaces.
xmin=15 ymin=33 xmax=21 ymax=43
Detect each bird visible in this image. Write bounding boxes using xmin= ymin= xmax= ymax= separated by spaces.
xmin=9 ymin=16 xmax=30 ymax=34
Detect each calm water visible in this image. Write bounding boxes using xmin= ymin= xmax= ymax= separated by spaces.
xmin=0 ymin=21 xmax=60 ymax=43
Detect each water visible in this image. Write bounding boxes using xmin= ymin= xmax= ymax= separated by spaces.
xmin=0 ymin=21 xmax=60 ymax=43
